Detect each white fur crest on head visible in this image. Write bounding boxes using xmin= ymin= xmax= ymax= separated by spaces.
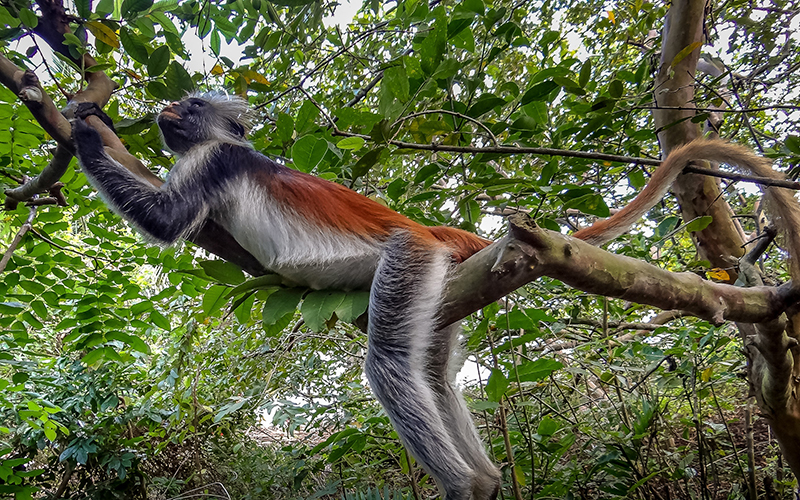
xmin=187 ymin=91 xmax=253 ymax=134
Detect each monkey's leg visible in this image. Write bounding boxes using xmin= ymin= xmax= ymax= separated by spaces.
xmin=366 ymin=233 xmax=474 ymax=500
xmin=428 ymin=324 xmax=502 ymax=500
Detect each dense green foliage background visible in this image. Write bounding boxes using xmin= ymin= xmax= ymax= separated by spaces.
xmin=1 ymin=0 xmax=799 ymax=497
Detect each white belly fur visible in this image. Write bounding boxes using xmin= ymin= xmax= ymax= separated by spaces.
xmin=218 ymin=178 xmax=381 ymax=290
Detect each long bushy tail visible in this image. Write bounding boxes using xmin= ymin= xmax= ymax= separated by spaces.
xmin=574 ymin=138 xmax=800 ymax=276
xmin=365 ymin=232 xmax=501 ymax=500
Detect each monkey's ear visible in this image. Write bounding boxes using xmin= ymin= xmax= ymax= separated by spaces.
xmin=229 ymin=120 xmax=246 ymax=138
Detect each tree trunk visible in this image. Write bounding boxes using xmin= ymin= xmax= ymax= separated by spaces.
xmin=652 ymin=0 xmax=800 ymax=480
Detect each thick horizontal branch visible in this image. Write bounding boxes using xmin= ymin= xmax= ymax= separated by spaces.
xmin=439 ymin=214 xmax=800 ymax=329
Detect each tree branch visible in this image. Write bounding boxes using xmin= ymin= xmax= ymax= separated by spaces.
xmin=439 ymin=215 xmax=800 ymax=329
xmin=331 ymin=130 xmax=800 ymax=190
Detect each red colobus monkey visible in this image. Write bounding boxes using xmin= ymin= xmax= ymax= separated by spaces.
xmin=72 ymin=93 xmax=783 ymax=500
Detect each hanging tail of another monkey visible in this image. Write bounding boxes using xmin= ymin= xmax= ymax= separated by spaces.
xmin=574 ymin=137 xmax=800 ymax=280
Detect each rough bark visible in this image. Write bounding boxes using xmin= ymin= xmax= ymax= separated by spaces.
xmin=439 ymin=215 xmax=800 ymax=329
xmin=653 ymin=0 xmax=746 ymax=274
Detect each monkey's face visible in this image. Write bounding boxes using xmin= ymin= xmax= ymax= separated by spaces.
xmin=157 ymin=97 xmax=215 ymax=154
xmin=157 ymin=95 xmax=249 ymax=155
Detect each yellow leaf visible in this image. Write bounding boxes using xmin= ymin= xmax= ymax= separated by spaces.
xmin=514 ymin=464 xmax=526 ymax=486
xmin=242 ymin=69 xmax=268 ymax=85
xmin=210 ymin=64 xmax=225 ymax=76
xmin=670 ymin=41 xmax=703 ymax=69
xmin=701 ymin=366 xmax=713 ymax=382
xmin=124 ymin=69 xmax=141 ymax=80
xmin=86 ymin=20 xmax=119 ymax=49
xmin=607 ymin=10 xmax=615 ymax=24
xmin=706 ymin=268 xmax=730 ymax=281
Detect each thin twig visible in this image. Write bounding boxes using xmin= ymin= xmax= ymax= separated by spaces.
xmin=0 ymin=205 xmax=37 ymax=273
xmin=343 ymin=71 xmax=384 ymax=108
xmin=331 ymin=130 xmax=799 ymax=190
xmin=390 ymin=109 xmax=499 ymax=146
xmin=628 ymin=104 xmax=800 ymax=113
xmin=29 ymin=229 xmax=113 ymax=263
xmin=297 ymin=87 xmax=339 ymax=132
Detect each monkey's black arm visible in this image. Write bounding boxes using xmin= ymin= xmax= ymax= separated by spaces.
xmin=73 ymin=118 xmax=205 ymax=244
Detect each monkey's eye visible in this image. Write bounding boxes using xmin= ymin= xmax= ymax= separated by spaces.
xmin=189 ymin=100 xmax=205 ymax=108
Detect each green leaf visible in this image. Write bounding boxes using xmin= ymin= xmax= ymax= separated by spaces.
xmin=628 ymin=168 xmax=646 ymax=189
xmin=432 ymin=58 xmax=461 ymax=80
xmin=466 ymin=94 xmax=505 ymax=117
xmin=18 ymin=8 xmax=38 ymax=28
xmin=120 ymin=28 xmax=149 ymax=64
xmin=521 ymin=80 xmax=559 ymax=104
xmin=150 ymin=11 xmax=178 ymax=34
xmin=450 ymin=26 xmax=475 ymax=52
xmin=226 ymin=274 xmax=282 ymax=300
xmin=384 ymin=65 xmax=410 ymax=101
xmin=292 ymin=135 xmax=329 ymax=173
xmin=537 ymin=415 xmax=560 ymax=436
xmin=147 ymin=45 xmax=170 ymax=77
xmin=516 ymin=359 xmax=563 ymax=382
xmin=121 ymin=0 xmax=153 ymax=18
xmin=524 ymin=101 xmax=548 ymax=125
xmin=81 ymin=348 xmax=106 ymax=366
xmin=655 ymin=216 xmax=679 ymax=238
xmin=275 ymin=112 xmax=294 ymax=143
xmin=578 ymin=59 xmax=592 ymax=88
xmin=485 ymin=368 xmax=508 ymax=402
xmin=294 ymin=100 xmax=320 ymax=134
xmin=214 ymin=398 xmax=248 ymax=423
xmin=100 ymin=394 xmax=119 ymax=412
xmin=149 ymin=310 xmax=170 ymax=330
xmin=608 ymin=79 xmax=623 ymax=99
xmin=75 ymin=0 xmax=91 ymax=18
xmin=462 ymin=0 xmax=483 ymax=15
xmin=19 ymin=280 xmax=45 ymax=295
xmin=200 ymin=260 xmax=245 ymax=285
xmin=210 ymin=29 xmax=221 ymax=56
xmin=566 ymin=193 xmax=610 ymax=217
xmin=352 ymin=147 xmax=384 ymax=179
xmin=262 ymin=288 xmax=304 ymax=326
xmin=419 ymin=10 xmax=447 ymax=75
xmin=117 ymin=332 xmax=151 ymax=354
xmin=785 ymin=135 xmax=800 ymax=154
xmin=684 ymin=215 xmax=713 ymax=233
xmin=201 ymin=285 xmax=228 ymax=317
xmin=670 ymin=41 xmax=702 ymax=69
xmin=164 ymin=61 xmax=194 ymax=100
xmin=301 ymin=290 xmax=346 ymax=332
xmin=327 ymin=439 xmax=354 ymax=462
xmin=334 ymin=292 xmax=369 ymax=323
xmin=336 ymin=137 xmax=366 ymax=151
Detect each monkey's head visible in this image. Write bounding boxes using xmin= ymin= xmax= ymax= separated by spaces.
xmin=157 ymin=93 xmax=252 ymax=154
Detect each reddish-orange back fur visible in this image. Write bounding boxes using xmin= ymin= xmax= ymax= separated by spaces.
xmin=264 ymin=168 xmax=491 ymax=262
xmin=264 ymin=138 xmax=798 ymax=270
